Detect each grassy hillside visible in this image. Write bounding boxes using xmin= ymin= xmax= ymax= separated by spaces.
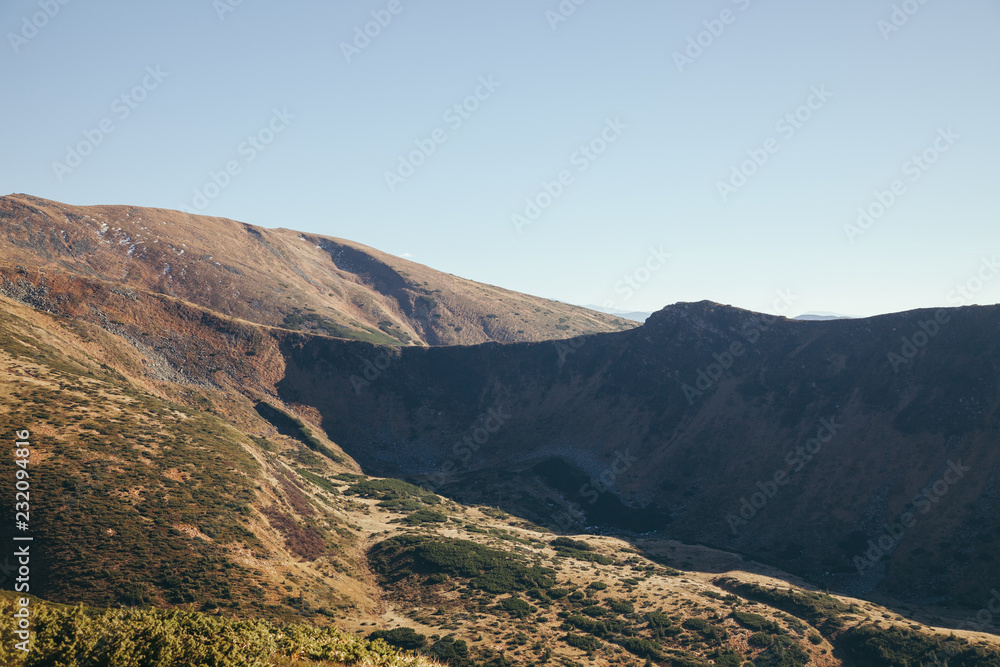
xmin=0 ymin=194 xmax=634 ymax=346
xmin=2 ymin=200 xmax=1000 ymax=665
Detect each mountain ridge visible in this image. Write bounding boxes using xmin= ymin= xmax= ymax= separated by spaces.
xmin=0 ymin=194 xmax=634 ymax=347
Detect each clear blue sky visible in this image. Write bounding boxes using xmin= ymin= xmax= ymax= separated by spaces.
xmin=3 ymin=0 xmax=998 ymax=317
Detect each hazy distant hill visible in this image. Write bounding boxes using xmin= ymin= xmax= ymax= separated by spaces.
xmin=583 ymin=303 xmax=653 ymax=322
xmin=794 ymin=311 xmax=853 ymax=321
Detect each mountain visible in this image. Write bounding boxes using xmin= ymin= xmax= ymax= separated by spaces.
xmin=2 ymin=197 xmax=999 ymax=665
xmin=583 ymin=304 xmax=653 ymax=322
xmin=275 ymin=300 xmax=1000 ymax=610
xmin=0 ymin=194 xmax=634 ymax=347
xmin=794 ymin=312 xmax=853 ymax=321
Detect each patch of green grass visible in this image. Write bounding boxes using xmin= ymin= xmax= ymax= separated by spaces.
xmin=500 ymin=597 xmax=536 ymax=619
xmin=837 ymin=625 xmax=1000 ymax=666
xmin=369 ymin=535 xmax=556 ymax=595
xmin=563 ymin=633 xmax=601 ymax=652
xmin=367 ymin=627 xmax=427 ymax=651
xmin=298 ymin=469 xmax=341 ymax=494
xmin=551 ymin=537 xmax=591 ymax=551
xmin=347 ymin=478 xmax=433 ymax=500
xmin=732 ymin=610 xmax=782 ymax=634
xmin=714 ymin=577 xmax=849 ymax=634
xmin=402 ymin=509 xmax=449 ymax=525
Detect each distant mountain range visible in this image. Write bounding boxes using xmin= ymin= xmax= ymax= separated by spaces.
xmin=794 ymin=311 xmax=854 ymax=321
xmin=582 ymin=304 xmax=653 ymax=322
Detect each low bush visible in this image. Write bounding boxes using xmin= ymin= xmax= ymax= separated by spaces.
xmin=732 ymin=610 xmax=781 ymax=633
xmin=564 ymin=633 xmax=602 ymax=651
xmin=369 ymin=535 xmax=556 ymax=595
xmin=501 ymin=597 xmax=536 ymax=619
xmin=0 ymin=592 xmax=433 ymax=667
xmin=837 ymin=624 xmax=1000 ymax=666
xmin=368 ymin=627 xmax=427 ymax=651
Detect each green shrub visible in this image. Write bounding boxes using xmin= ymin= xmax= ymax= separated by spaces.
xmin=709 ymin=649 xmax=744 ymax=667
xmin=501 ymin=597 xmax=536 ymax=619
xmin=0 ymin=592 xmax=432 ymax=667
xmin=551 ymin=537 xmax=592 ymax=551
xmin=682 ymin=618 xmax=710 ymax=633
xmin=608 ymin=599 xmax=634 ymax=615
xmin=563 ymin=633 xmax=602 ymax=651
xmin=646 ymin=612 xmax=673 ymax=628
xmin=368 ymin=627 xmax=427 ymax=651
xmin=348 ymin=478 xmax=429 ymax=500
xmin=609 ymin=636 xmax=662 ymax=660
xmin=298 ymin=469 xmax=340 ymax=494
xmin=403 ymin=509 xmax=448 ymax=525
xmin=837 ymin=624 xmax=1000 ymax=666
xmin=752 ymin=635 xmax=810 ymax=667
xmin=369 ymin=535 xmax=556 ymax=595
xmin=428 ymin=636 xmax=471 ymax=666
xmin=715 ymin=578 xmax=848 ymax=633
xmin=732 ymin=610 xmax=780 ymax=633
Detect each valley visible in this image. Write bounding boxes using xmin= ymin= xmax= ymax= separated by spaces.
xmin=0 ymin=197 xmax=998 ymax=666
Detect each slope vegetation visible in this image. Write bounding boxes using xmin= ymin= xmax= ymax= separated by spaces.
xmin=0 ymin=194 xmax=633 ymax=346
